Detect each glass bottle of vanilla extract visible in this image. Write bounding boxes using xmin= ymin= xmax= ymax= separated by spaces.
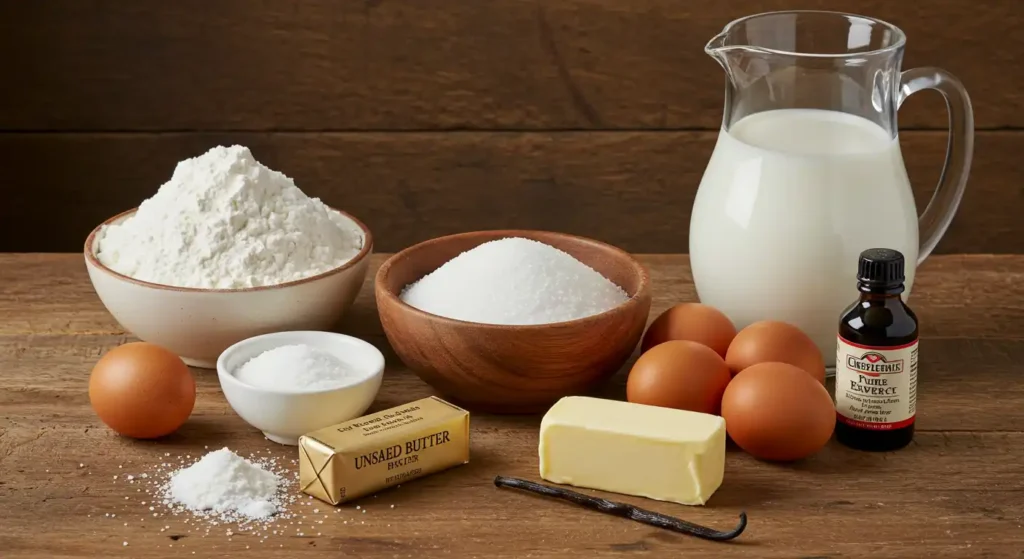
xmin=835 ymin=248 xmax=919 ymax=451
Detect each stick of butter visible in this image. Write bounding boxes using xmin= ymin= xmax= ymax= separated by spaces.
xmin=539 ymin=396 xmax=725 ymax=505
xmin=299 ymin=397 xmax=469 ymax=505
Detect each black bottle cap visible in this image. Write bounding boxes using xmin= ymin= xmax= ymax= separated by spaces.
xmin=858 ymin=248 xmax=905 ymax=285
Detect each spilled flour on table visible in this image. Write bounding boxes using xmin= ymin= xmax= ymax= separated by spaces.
xmin=164 ymin=448 xmax=283 ymax=521
xmin=101 ymin=447 xmax=401 ymax=550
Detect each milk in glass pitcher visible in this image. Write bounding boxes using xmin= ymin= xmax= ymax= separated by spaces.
xmin=690 ymin=11 xmax=973 ymax=367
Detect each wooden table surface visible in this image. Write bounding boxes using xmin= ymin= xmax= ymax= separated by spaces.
xmin=2 ymin=253 xmax=1023 ymax=558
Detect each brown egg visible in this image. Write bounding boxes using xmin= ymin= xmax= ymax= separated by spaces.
xmin=89 ymin=342 xmax=196 ymax=439
xmin=725 ymin=320 xmax=825 ymax=384
xmin=721 ymin=362 xmax=835 ymax=461
xmin=641 ymin=303 xmax=737 ymax=357
xmin=627 ymin=340 xmax=732 ymax=415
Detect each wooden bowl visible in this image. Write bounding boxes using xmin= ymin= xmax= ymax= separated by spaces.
xmin=375 ymin=230 xmax=651 ymax=413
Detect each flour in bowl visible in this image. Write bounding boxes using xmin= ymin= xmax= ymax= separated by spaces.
xmin=95 ymin=145 xmax=363 ymax=289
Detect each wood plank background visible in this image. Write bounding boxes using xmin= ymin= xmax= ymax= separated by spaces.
xmin=1 ymin=1 xmax=1021 ymax=253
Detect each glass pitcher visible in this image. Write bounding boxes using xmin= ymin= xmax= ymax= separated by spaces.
xmin=689 ymin=11 xmax=973 ymax=368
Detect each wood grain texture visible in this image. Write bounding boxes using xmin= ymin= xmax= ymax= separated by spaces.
xmin=2 ymin=253 xmax=1024 ymax=558
xmin=375 ymin=230 xmax=652 ymax=412
xmin=0 ymin=0 xmax=1018 ymax=131
xmin=2 ymin=130 xmax=1021 ymax=254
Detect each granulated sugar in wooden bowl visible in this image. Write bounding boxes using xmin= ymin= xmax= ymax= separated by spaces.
xmin=375 ymin=230 xmax=651 ymax=413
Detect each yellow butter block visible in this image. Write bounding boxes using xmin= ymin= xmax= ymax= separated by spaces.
xmin=539 ymin=396 xmax=726 ymax=505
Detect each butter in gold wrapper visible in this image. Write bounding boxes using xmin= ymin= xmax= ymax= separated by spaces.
xmin=298 ymin=396 xmax=470 ymax=504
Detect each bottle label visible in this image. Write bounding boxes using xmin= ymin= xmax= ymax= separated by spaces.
xmin=835 ymin=336 xmax=918 ymax=430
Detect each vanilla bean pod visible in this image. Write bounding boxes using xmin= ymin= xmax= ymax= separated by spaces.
xmin=494 ymin=476 xmax=746 ymax=542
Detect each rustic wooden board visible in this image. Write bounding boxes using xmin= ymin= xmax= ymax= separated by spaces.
xmin=0 ymin=0 xmax=1018 ymax=131
xmin=1 ymin=253 xmax=1023 ymax=558
xmin=2 ymin=131 xmax=1020 ymax=254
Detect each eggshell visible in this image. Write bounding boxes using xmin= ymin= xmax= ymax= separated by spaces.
xmin=641 ymin=303 xmax=737 ymax=357
xmin=721 ymin=362 xmax=835 ymax=461
xmin=626 ymin=340 xmax=732 ymax=415
xmin=89 ymin=342 xmax=196 ymax=439
xmin=725 ymin=320 xmax=825 ymax=383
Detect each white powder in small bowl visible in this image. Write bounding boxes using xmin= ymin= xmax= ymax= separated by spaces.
xmin=235 ymin=344 xmax=364 ymax=392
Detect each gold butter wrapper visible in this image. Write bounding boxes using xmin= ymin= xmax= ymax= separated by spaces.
xmin=298 ymin=396 xmax=470 ymax=505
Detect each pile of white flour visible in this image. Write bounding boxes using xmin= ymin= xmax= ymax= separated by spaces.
xmin=107 ymin=447 xmax=403 ymax=548
xmin=96 ymin=145 xmax=363 ymax=289
xmin=164 ymin=447 xmax=282 ymax=520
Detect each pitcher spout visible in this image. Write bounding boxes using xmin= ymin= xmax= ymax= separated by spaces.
xmin=704 ymin=28 xmax=761 ymax=73
xmin=704 ymin=30 xmax=731 ymax=68
xmin=705 ymin=30 xmax=729 ymax=54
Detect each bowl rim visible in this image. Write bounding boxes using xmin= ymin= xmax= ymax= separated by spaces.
xmin=216 ymin=330 xmax=386 ymax=396
xmin=84 ymin=206 xmax=374 ymax=293
xmin=375 ymin=229 xmax=651 ymax=331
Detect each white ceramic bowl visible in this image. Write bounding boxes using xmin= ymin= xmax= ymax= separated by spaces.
xmin=84 ymin=208 xmax=373 ymax=368
xmin=217 ymin=330 xmax=385 ymax=445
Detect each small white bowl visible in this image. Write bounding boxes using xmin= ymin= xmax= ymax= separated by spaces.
xmin=84 ymin=207 xmax=373 ymax=368
xmin=216 ymin=330 xmax=385 ymax=445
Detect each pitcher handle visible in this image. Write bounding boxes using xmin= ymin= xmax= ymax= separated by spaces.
xmin=898 ymin=68 xmax=974 ymax=264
